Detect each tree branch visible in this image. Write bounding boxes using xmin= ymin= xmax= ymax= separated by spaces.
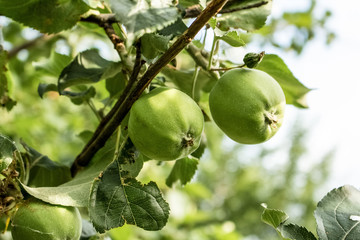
xmin=70 ymin=0 xmax=229 ymax=176
xmin=183 ymin=0 xmax=269 ymax=18
xmin=220 ymin=1 xmax=269 ymax=14
xmin=80 ymin=14 xmax=128 ymax=66
xmin=7 ymin=35 xmax=54 ymax=59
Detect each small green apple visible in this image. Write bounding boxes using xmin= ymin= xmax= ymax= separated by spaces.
xmin=128 ymin=87 xmax=204 ymax=160
xmin=209 ymin=68 xmax=285 ymax=144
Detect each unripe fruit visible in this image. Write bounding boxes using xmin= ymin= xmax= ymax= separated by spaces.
xmin=128 ymin=87 xmax=204 ymax=160
xmin=11 ymin=198 xmax=82 ymax=240
xmin=243 ymin=51 xmax=265 ymax=68
xmin=209 ymin=68 xmax=285 ymax=144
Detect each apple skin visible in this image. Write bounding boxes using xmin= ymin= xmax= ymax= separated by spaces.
xmin=128 ymin=87 xmax=204 ymax=161
xmin=209 ymin=68 xmax=285 ymax=144
xmin=11 ymin=198 xmax=82 ymax=240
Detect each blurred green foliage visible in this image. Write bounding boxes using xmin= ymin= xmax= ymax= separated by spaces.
xmin=0 ymin=0 xmax=334 ymax=239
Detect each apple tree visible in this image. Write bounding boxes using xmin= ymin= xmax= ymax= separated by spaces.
xmin=0 ymin=0 xmax=357 ymax=239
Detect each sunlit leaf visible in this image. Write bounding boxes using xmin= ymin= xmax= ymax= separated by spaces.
xmin=217 ymin=0 xmax=272 ymax=32
xmin=216 ymin=31 xmax=245 ymax=47
xmin=315 ymin=185 xmax=360 ymax=240
xmin=0 ymin=134 xmax=17 ymax=172
xmin=279 ymin=223 xmax=317 ymax=240
xmin=58 ymin=49 xmax=115 ymax=91
xmin=0 ymin=0 xmax=89 ymax=33
xmin=89 ymin=161 xmax=169 ymax=232
xmin=21 ymin=142 xmax=72 ymax=187
xmin=21 ymin=135 xmax=117 ymax=207
xmin=256 ymin=54 xmax=311 ymax=108
xmin=178 ymin=0 xmax=200 ymax=8
xmin=166 ymin=156 xmax=199 ymax=187
xmin=34 ymin=51 xmax=72 ymax=77
xmin=21 ymin=135 xmax=143 ymax=208
xmin=261 ymin=205 xmax=289 ymax=228
xmin=110 ymin=0 xmax=180 ymax=43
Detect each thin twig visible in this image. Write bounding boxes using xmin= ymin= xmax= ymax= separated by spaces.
xmin=210 ymin=64 xmax=246 ymax=71
xmin=183 ymin=0 xmax=269 ymax=18
xmin=80 ymin=14 xmax=118 ymax=25
xmin=220 ymin=1 xmax=269 ymax=14
xmin=70 ymin=0 xmax=229 ymax=176
xmin=80 ymin=14 xmax=127 ymax=64
xmin=7 ymin=35 xmax=54 ymax=59
xmin=128 ymin=40 xmax=145 ymax=87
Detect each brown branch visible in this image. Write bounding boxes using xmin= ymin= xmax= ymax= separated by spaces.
xmin=183 ymin=0 xmax=269 ymax=19
xmin=81 ymin=15 xmax=126 ymax=59
xmin=70 ymin=0 xmax=229 ymax=176
xmin=220 ymin=1 xmax=269 ymax=14
xmin=80 ymin=14 xmax=118 ymax=25
xmin=128 ymin=40 xmax=145 ymax=86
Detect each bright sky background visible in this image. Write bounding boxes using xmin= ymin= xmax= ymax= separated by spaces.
xmin=266 ymin=0 xmax=360 ymax=194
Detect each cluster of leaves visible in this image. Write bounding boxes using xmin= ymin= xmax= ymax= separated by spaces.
xmin=262 ymin=185 xmax=360 ymax=240
xmin=0 ymin=0 xmax=344 ymax=239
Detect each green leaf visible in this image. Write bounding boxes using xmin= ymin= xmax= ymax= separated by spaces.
xmin=105 ymin=72 xmax=126 ymax=99
xmin=89 ymin=161 xmax=170 ymax=232
xmin=141 ymin=33 xmax=171 ymax=60
xmin=256 ymin=54 xmax=311 ymax=108
xmin=21 ymin=135 xmax=117 ymax=207
xmin=110 ymin=0 xmax=180 ymax=43
xmin=166 ymin=156 xmax=199 ymax=187
xmin=217 ymin=0 xmax=272 ymax=32
xmin=283 ymin=12 xmax=313 ymax=28
xmin=279 ymin=223 xmax=317 ymax=240
xmin=0 ymin=0 xmax=89 ymax=34
xmin=0 ymin=134 xmax=17 ymax=172
xmin=158 ymin=18 xmax=188 ymax=38
xmin=37 ymin=83 xmax=58 ymax=98
xmin=315 ymin=185 xmax=360 ymax=240
xmin=0 ymin=47 xmax=16 ymax=110
xmin=216 ymin=31 xmax=245 ymax=47
xmin=82 ymin=0 xmax=102 ymax=8
xmin=58 ymin=49 xmax=115 ymax=92
xmin=77 ymin=130 xmax=94 ymax=143
xmin=178 ymin=0 xmax=200 ymax=8
xmin=116 ymin=137 xmax=144 ymax=179
xmin=21 ymin=134 xmax=143 ymax=208
xmin=66 ymin=86 xmax=97 ymax=105
xmin=261 ymin=205 xmax=289 ymax=228
xmin=191 ymin=137 xmax=206 ymax=159
xmin=34 ymin=51 xmax=72 ymax=77
xmin=21 ymin=142 xmax=72 ymax=187
xmin=161 ymin=67 xmax=217 ymax=101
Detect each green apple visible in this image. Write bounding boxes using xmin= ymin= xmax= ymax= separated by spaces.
xmin=11 ymin=198 xmax=82 ymax=240
xmin=128 ymin=87 xmax=204 ymax=160
xmin=209 ymin=68 xmax=285 ymax=144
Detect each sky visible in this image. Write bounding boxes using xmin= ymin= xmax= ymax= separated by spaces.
xmin=267 ymin=0 xmax=360 ymax=194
